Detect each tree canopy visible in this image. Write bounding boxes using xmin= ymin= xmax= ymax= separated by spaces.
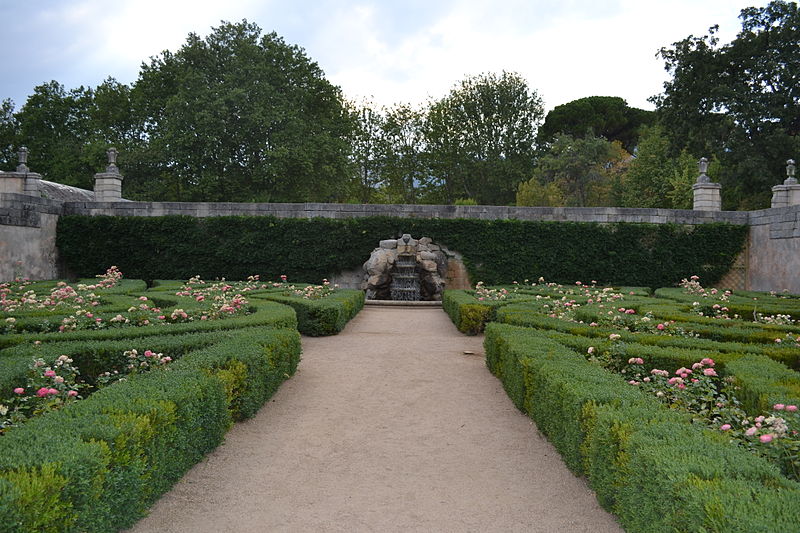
xmin=517 ymin=134 xmax=630 ymax=207
xmin=653 ymin=0 xmax=800 ymax=209
xmin=425 ymin=71 xmax=544 ymax=205
xmin=538 ymin=96 xmax=654 ymax=153
xmin=132 ymin=20 xmax=354 ymax=202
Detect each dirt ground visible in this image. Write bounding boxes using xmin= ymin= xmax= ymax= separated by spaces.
xmin=130 ymin=307 xmax=623 ymax=532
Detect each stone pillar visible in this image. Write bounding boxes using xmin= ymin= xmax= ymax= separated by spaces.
xmin=93 ymin=147 xmax=124 ymax=201
xmin=771 ymin=159 xmax=799 ymax=208
xmin=692 ymin=157 xmax=722 ymax=211
xmin=0 ymin=147 xmax=42 ymax=195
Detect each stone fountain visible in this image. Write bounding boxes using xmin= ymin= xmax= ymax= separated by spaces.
xmin=362 ymin=234 xmax=447 ymax=301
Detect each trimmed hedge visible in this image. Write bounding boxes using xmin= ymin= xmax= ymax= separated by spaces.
xmin=57 ymin=215 xmax=747 ymax=288
xmin=484 ymin=323 xmax=800 ymax=532
xmin=441 ymin=290 xmax=541 ymax=335
xmin=495 ymin=303 xmax=800 ymax=369
xmin=253 ymin=289 xmax=365 ymax=336
xmin=0 ymin=300 xmax=297 ymax=350
xmin=0 ymin=323 xmax=301 ymax=532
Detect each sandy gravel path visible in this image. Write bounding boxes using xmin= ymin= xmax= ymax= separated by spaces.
xmin=131 ymin=307 xmax=622 ymax=532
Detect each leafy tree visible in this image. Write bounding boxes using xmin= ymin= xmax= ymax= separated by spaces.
xmin=619 ymin=125 xmax=718 ymax=209
xmin=424 ymin=71 xmax=544 ymax=205
xmin=380 ymin=104 xmax=430 ymax=203
xmin=348 ymin=101 xmax=385 ymax=203
xmin=516 ymin=178 xmax=564 ymax=207
xmin=0 ymin=99 xmax=18 ymax=168
xmin=13 ymin=81 xmax=99 ymax=189
xmin=654 ymin=0 xmax=800 ymax=209
xmin=518 ymin=134 xmax=629 ymax=207
xmin=538 ymin=96 xmax=654 ymax=153
xmin=132 ymin=20 xmax=354 ymax=202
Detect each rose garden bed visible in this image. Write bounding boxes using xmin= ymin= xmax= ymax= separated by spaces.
xmin=448 ymin=277 xmax=800 ymax=532
xmin=0 ymin=270 xmax=362 ymax=532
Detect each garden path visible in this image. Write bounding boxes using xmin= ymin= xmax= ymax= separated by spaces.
xmin=130 ymin=307 xmax=622 ymax=532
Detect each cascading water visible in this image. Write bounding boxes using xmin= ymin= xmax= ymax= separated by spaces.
xmin=390 ymin=252 xmax=421 ymax=301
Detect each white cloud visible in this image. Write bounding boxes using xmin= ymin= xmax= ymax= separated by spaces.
xmin=319 ymin=0 xmax=759 ymax=111
xmin=1 ymin=0 xmax=769 ymax=111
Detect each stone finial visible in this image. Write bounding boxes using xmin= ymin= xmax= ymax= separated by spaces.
xmin=106 ymin=147 xmax=119 ymax=174
xmin=692 ymin=157 xmax=721 ymax=211
xmin=16 ymin=147 xmax=29 ymax=173
xmin=696 ymin=157 xmax=710 ymax=184
xmin=786 ymin=159 xmax=797 ymax=185
xmin=94 ymin=147 xmax=124 ymax=201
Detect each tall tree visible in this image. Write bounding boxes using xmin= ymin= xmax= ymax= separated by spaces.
xmin=619 ymin=125 xmax=716 ymax=209
xmin=538 ymin=96 xmax=654 ymax=153
xmin=424 ymin=71 xmax=544 ymax=205
xmin=13 ymin=81 xmax=99 ymax=189
xmin=517 ymin=134 xmax=630 ymax=207
xmin=0 ymin=99 xmax=18 ymax=169
xmin=347 ymin=100 xmax=386 ymax=203
xmin=653 ymin=0 xmax=800 ymax=209
xmin=381 ymin=104 xmax=429 ymax=203
xmin=132 ymin=20 xmax=354 ymax=202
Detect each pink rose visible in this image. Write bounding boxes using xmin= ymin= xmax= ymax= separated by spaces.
xmin=144 ymin=350 xmax=154 ymax=358
xmin=703 ymin=368 xmax=717 ymax=377
xmin=68 ymin=390 xmax=78 ymax=397
xmin=657 ymin=324 xmax=665 ymax=330
xmin=47 ymin=388 xmax=58 ymax=396
xmin=760 ymin=434 xmax=773 ymax=444
xmin=44 ymin=370 xmax=56 ymax=378
xmin=786 ymin=405 xmax=798 ymax=412
xmin=36 ymin=387 xmax=49 ymax=397
xmin=13 ymin=387 xmax=24 ymax=394
xmin=701 ymin=358 xmax=715 ymax=366
xmin=745 ymin=427 xmax=757 ymax=436
xmin=720 ymin=424 xmax=731 ymax=431
xmin=774 ymin=404 xmax=785 ymax=411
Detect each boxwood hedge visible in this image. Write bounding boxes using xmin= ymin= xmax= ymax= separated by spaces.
xmin=57 ymin=215 xmax=747 ymax=288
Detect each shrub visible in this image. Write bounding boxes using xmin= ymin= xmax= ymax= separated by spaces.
xmin=57 ymin=215 xmax=747 ymax=288
xmin=255 ymin=289 xmax=364 ymax=336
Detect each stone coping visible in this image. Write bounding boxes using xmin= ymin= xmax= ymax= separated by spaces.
xmin=365 ymin=300 xmax=443 ymax=307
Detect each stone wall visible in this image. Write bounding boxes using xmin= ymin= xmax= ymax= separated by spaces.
xmin=0 ymin=194 xmax=63 ymax=281
xmin=61 ymin=200 xmax=750 ymax=224
xmin=746 ymin=205 xmax=800 ymax=293
xmin=1 ymin=193 xmax=798 ymax=293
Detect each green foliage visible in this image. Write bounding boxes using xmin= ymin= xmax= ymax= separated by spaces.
xmin=131 ymin=20 xmax=353 ymax=202
xmin=453 ymin=197 xmax=477 ymax=205
xmin=424 ymin=71 xmax=544 ymax=205
xmin=484 ymin=322 xmax=800 ymax=532
xmin=538 ymin=96 xmax=655 ymax=153
xmin=57 ymin=215 xmax=748 ymax=290
xmin=0 ymin=298 xmax=296 ymax=350
xmin=515 ymin=178 xmax=565 ymax=207
xmin=0 ymin=98 xmax=18 ymax=168
xmin=518 ymin=134 xmax=630 ymax=207
xmin=255 ymin=289 xmax=365 ymax=336
xmin=654 ymin=0 xmax=800 ymax=209
xmin=441 ymin=290 xmax=494 ymax=335
xmin=0 ymin=301 xmax=304 ymax=530
xmin=620 ymin=125 xmax=718 ymax=209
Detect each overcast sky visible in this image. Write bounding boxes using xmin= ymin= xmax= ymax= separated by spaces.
xmin=0 ymin=0 xmax=769 ymax=113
